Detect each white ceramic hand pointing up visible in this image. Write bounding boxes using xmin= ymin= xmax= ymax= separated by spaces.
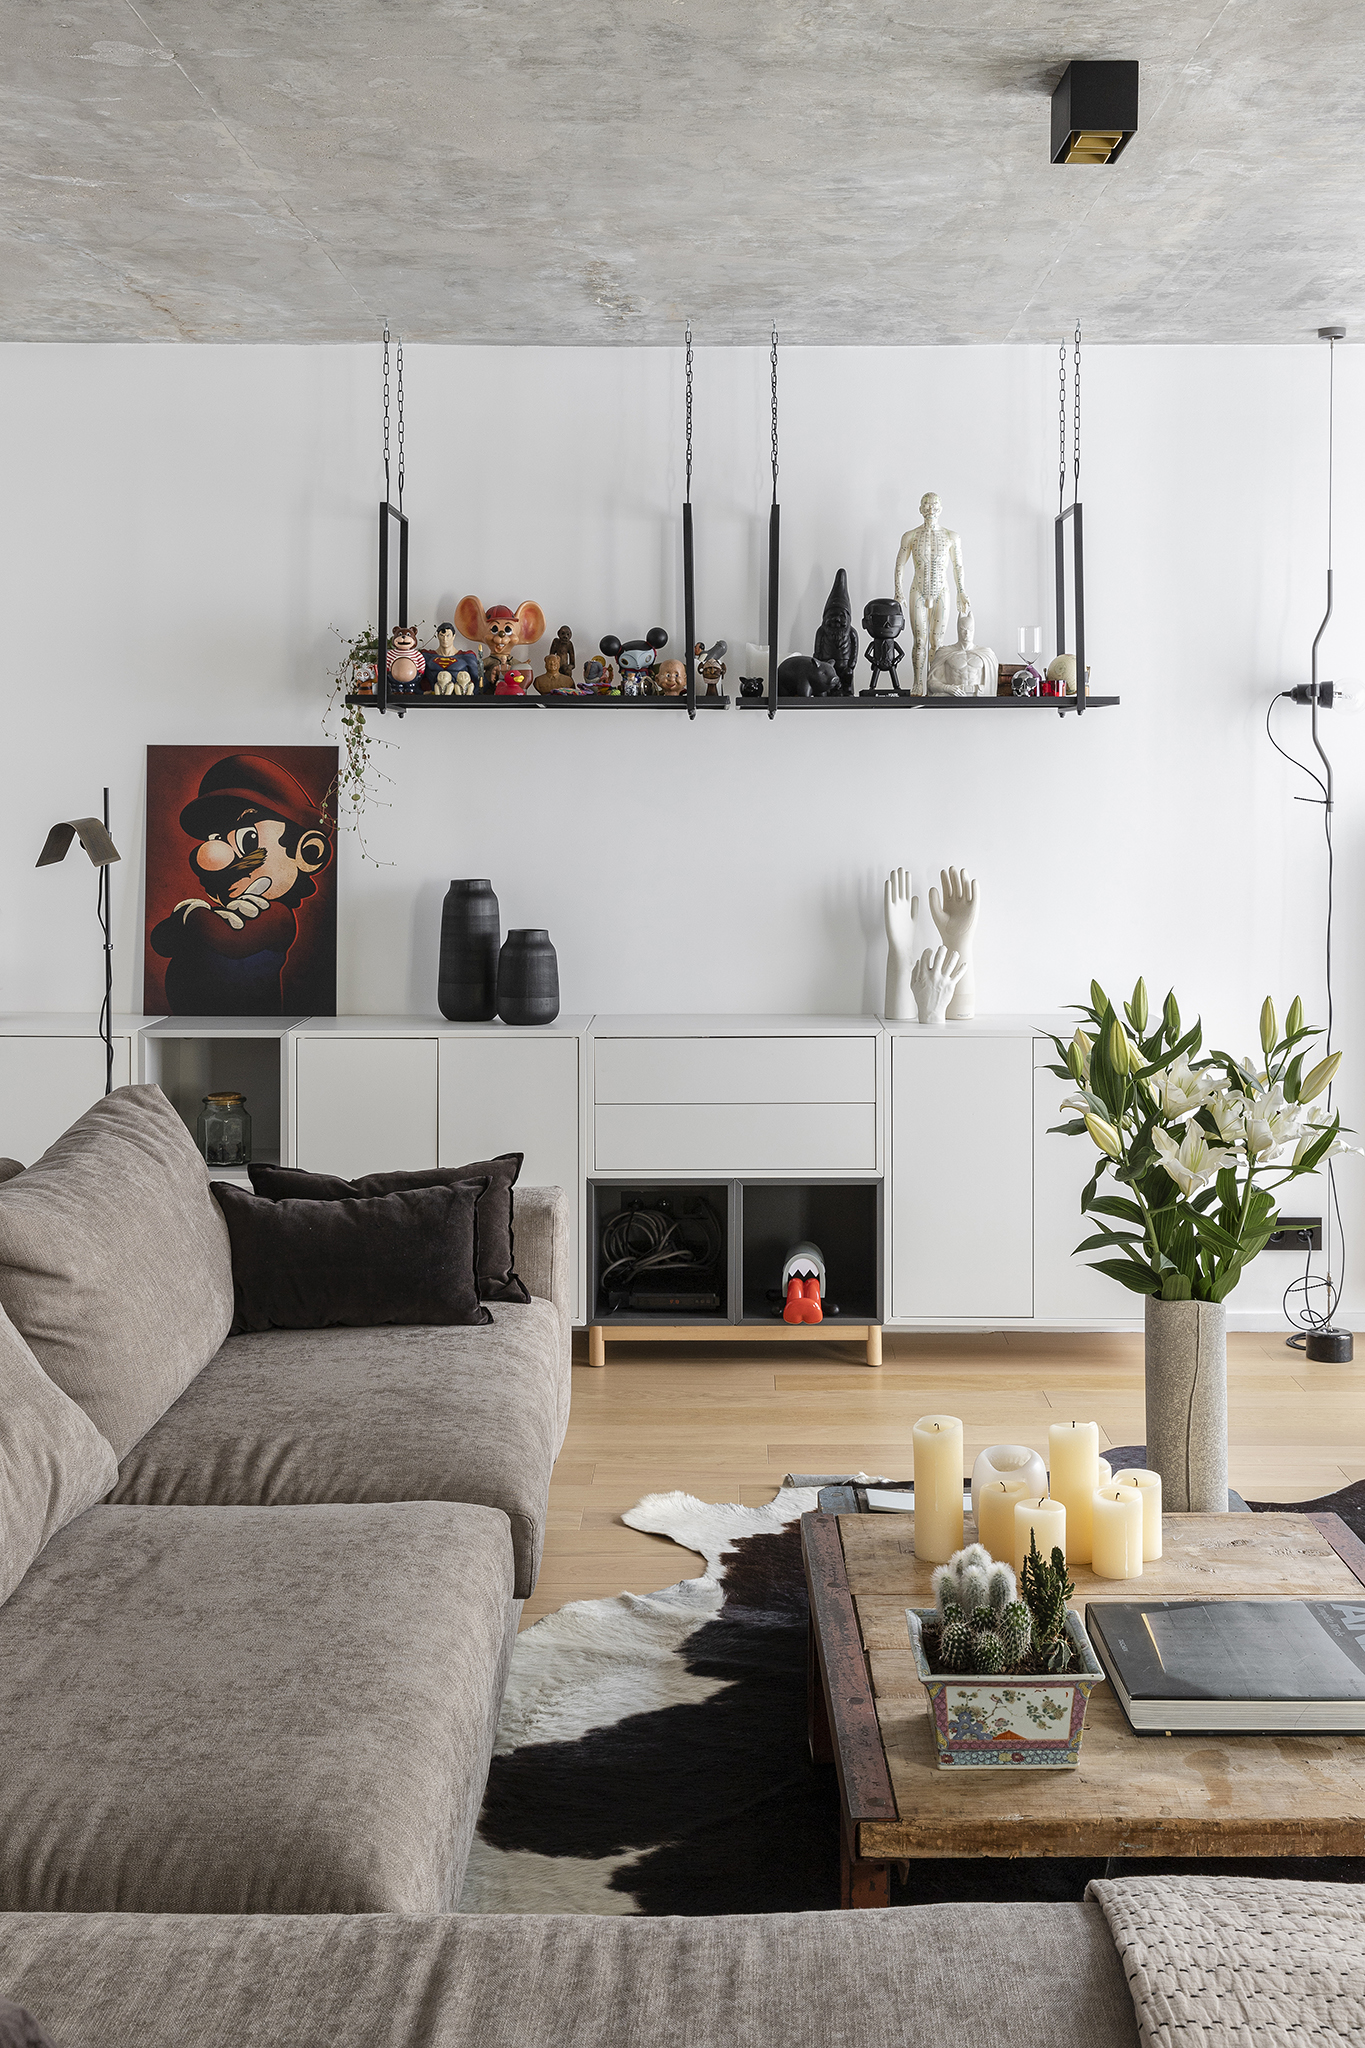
xmin=883 ymin=867 xmax=918 ymax=1019
xmin=929 ymin=866 xmax=979 ymax=1019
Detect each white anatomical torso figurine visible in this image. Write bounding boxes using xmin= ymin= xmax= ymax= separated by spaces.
xmin=929 ymin=867 xmax=979 ymax=1020
xmin=927 ymin=611 xmax=997 ymax=698
xmin=883 ymin=867 xmax=918 ymax=1018
xmin=894 ymin=493 xmax=971 ymax=696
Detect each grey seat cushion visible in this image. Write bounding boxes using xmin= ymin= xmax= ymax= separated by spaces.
xmin=112 ymin=1301 xmax=563 ymax=1597
xmin=0 ymin=1500 xmax=515 ymax=1915
xmin=0 ymin=1086 xmax=233 ymax=1456
xmin=0 ymin=1900 xmax=1137 ymax=2048
xmin=0 ymin=1301 xmax=116 ymax=1606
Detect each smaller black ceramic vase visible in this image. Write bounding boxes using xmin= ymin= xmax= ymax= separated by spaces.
xmin=497 ymin=929 xmax=560 ymax=1027
xmin=438 ymin=879 xmax=500 ymax=1021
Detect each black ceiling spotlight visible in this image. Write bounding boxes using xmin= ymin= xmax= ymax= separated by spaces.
xmin=1051 ymin=61 xmax=1139 ymax=165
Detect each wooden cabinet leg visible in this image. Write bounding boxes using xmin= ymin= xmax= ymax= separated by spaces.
xmin=839 ymin=1822 xmax=890 ymax=1908
xmin=807 ymin=1616 xmax=834 ymax=1765
xmin=588 ymin=1324 xmax=605 ymax=1368
xmin=865 ymin=1325 xmax=882 ymax=1369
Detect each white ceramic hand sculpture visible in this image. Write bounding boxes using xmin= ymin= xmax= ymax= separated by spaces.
xmin=883 ymin=867 xmax=918 ymax=1019
xmin=928 ymin=866 xmax=979 ymax=1019
xmin=910 ymin=945 xmax=965 ymax=1026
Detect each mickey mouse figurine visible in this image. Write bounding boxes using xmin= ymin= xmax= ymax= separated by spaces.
xmin=600 ymin=627 xmax=668 ymax=690
xmin=860 ymin=597 xmax=907 ymax=696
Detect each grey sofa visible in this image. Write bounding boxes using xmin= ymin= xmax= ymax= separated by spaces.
xmin=0 ymin=1085 xmax=571 ymax=1918
xmin=0 ymin=1899 xmax=1140 ymax=2048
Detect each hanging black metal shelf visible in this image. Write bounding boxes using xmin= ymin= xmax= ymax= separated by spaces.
xmin=345 ymin=691 xmax=732 ymax=714
xmin=735 ymin=693 xmax=1118 ymax=713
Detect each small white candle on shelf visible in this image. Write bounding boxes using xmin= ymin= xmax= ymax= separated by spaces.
xmin=971 ymin=1444 xmax=1048 ymax=1520
xmin=1092 ymin=1485 xmax=1145 ymax=1579
xmin=912 ymin=1414 xmax=964 ymax=1563
xmin=978 ymin=1476 xmax=1032 ymax=1560
xmin=1117 ymin=1469 xmax=1163 ymax=1560
xmin=1048 ymin=1420 xmax=1100 ymax=1563
xmin=1014 ymin=1495 xmax=1066 ymax=1577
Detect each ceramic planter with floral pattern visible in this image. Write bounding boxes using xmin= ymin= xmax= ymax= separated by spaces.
xmin=906 ymin=1609 xmax=1106 ymax=1769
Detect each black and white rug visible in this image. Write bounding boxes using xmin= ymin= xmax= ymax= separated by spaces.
xmin=458 ymin=1477 xmax=1365 ymax=1917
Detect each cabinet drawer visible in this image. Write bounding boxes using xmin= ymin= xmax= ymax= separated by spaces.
xmin=595 ymin=1036 xmax=875 ymax=1106
xmin=595 ymin=1103 xmax=876 ymax=1174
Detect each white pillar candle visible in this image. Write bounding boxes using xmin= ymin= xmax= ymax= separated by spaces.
xmin=1048 ymin=1421 xmax=1100 ymax=1563
xmin=1092 ymin=1485 xmax=1145 ymax=1579
xmin=912 ymin=1414 xmax=964 ymax=1563
xmin=1098 ymin=1457 xmax=1113 ymax=1487
xmin=1014 ymin=1495 xmax=1067 ymax=1578
xmin=971 ymin=1444 xmax=1049 ymax=1520
xmin=978 ymin=1476 xmax=1032 ymax=1561
xmin=1116 ymin=1469 xmax=1163 ymax=1560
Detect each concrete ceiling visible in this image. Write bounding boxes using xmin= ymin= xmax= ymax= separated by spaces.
xmin=4 ymin=0 xmax=1364 ymax=344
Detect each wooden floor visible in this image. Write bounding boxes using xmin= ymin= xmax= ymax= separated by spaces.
xmin=522 ymin=1327 xmax=1365 ymax=1628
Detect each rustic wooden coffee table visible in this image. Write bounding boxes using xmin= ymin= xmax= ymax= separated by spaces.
xmin=802 ymin=1504 xmax=1365 ymax=1907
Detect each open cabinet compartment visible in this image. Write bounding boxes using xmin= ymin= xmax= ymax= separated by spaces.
xmin=590 ymin=1181 xmax=732 ymax=1322
xmin=739 ymin=1180 xmax=881 ymax=1324
xmin=139 ymin=1021 xmax=295 ymax=1182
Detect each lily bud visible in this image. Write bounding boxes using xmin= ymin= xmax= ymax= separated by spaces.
xmin=1163 ymin=990 xmax=1181 ymax=1044
xmin=1286 ymin=995 xmax=1304 ymax=1039
xmin=1107 ymin=1019 xmax=1131 ymax=1075
xmin=1084 ymin=1113 xmax=1123 ymax=1160
xmin=1066 ymin=1040 xmax=1085 ymax=1081
xmin=1260 ymin=997 xmax=1277 ymax=1058
xmin=1090 ymin=980 xmax=1110 ymax=1020
xmin=1299 ymin=1050 xmax=1343 ymax=1103
xmin=1127 ymin=977 xmax=1149 ymax=1033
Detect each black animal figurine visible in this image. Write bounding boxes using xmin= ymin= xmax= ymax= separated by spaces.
xmin=814 ymin=569 xmax=858 ymax=695
xmin=778 ymin=654 xmax=839 ymax=697
xmin=600 ymin=627 xmax=668 ymax=688
xmin=861 ymin=598 xmax=906 ymax=696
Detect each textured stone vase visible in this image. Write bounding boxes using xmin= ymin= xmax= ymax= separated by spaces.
xmin=496 ymin=928 xmax=559 ymax=1027
xmin=437 ymin=879 xmax=500 ymax=1021
xmin=1144 ymin=1297 xmax=1228 ymax=1512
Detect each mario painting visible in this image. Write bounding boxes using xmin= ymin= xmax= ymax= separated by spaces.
xmin=144 ymin=747 xmax=338 ymax=1016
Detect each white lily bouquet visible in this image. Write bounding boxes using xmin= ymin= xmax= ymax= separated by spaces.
xmin=1048 ymin=980 xmax=1350 ymax=1302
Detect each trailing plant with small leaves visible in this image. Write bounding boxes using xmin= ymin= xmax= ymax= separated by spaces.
xmin=1048 ymin=977 xmax=1352 ymax=1302
xmin=1019 ymin=1533 xmax=1075 ymax=1673
xmin=323 ymin=625 xmax=396 ymax=866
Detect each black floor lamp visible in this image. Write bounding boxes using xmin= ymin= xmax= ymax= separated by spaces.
xmin=36 ymin=790 xmax=121 ymax=1095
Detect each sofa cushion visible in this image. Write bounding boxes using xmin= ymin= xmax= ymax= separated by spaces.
xmin=0 ymin=1163 xmax=23 ymax=1187
xmin=211 ymin=1179 xmax=492 ymax=1334
xmin=0 ymin=1500 xmax=515 ymax=1915
xmin=112 ymin=1301 xmax=564 ymax=1597
xmin=0 ymin=1086 xmax=233 ymax=1457
xmin=0 ymin=1899 xmax=1139 ymax=2048
xmin=0 ymin=1303 xmax=117 ymax=1608
xmin=249 ymin=1155 xmax=531 ymax=1304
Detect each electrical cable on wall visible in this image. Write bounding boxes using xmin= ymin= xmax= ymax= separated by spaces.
xmin=1265 ymin=324 xmax=1352 ymax=1361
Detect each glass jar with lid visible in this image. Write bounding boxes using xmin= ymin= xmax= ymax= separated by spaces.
xmin=196 ymin=1092 xmax=252 ymax=1167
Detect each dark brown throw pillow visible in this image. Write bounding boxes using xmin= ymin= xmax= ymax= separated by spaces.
xmin=248 ymin=1154 xmax=530 ymax=1304
xmin=212 ymin=1180 xmax=492 ymax=1335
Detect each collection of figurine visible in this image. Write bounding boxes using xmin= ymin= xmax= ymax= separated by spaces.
xmin=360 ymin=599 xmax=730 ymax=701
xmin=357 ymin=493 xmax=1082 ymax=709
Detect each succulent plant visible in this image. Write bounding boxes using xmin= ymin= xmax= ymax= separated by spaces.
xmin=969 ymin=1628 xmax=1006 ymax=1674
xmin=1020 ymin=1532 xmax=1076 ymax=1672
xmin=939 ymin=1616 xmax=972 ymax=1671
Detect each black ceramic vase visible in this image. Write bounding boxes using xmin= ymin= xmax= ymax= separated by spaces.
xmin=496 ymin=929 xmax=560 ymax=1027
xmin=438 ymin=879 xmax=501 ymax=1021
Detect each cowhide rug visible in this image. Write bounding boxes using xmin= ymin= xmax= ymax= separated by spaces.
xmin=458 ymin=1476 xmax=1365 ymax=1918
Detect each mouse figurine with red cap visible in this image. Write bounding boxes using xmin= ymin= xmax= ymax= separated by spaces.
xmin=454 ymin=595 xmax=546 ymax=697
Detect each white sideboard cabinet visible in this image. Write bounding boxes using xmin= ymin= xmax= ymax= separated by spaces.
xmin=0 ymin=1015 xmax=149 ymax=1165
xmin=888 ymin=1025 xmax=1035 ymax=1323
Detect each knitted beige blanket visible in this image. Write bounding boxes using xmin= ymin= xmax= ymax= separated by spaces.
xmin=1089 ymin=1876 xmax=1365 ymax=2048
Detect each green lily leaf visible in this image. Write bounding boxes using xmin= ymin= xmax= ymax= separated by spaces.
xmin=1086 ymin=1195 xmax=1147 ymax=1225
xmin=1087 ymin=1258 xmax=1162 ymax=1295
xmin=1048 ymin=1119 xmax=1091 ymax=1137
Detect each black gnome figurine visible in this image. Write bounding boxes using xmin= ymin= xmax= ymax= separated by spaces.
xmin=861 ymin=597 xmax=906 ymax=695
xmin=814 ymin=568 xmax=858 ymax=695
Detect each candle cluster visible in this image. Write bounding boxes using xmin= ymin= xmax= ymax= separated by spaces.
xmin=924 ymin=1428 xmax=1164 ymax=1581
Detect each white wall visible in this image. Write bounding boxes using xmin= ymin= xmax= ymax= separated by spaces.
xmin=4 ymin=340 xmax=1364 ymax=1315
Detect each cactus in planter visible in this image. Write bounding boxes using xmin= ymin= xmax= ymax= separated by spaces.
xmin=926 ymin=1544 xmax=1037 ymax=1675
xmin=969 ymin=1627 xmax=1006 ymax=1674
xmin=1020 ymin=1532 xmax=1076 ymax=1672
xmin=939 ymin=1611 xmax=972 ymax=1671
xmin=998 ymin=1599 xmax=1033 ymax=1667
xmin=931 ymin=1545 xmax=1017 ymax=1623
